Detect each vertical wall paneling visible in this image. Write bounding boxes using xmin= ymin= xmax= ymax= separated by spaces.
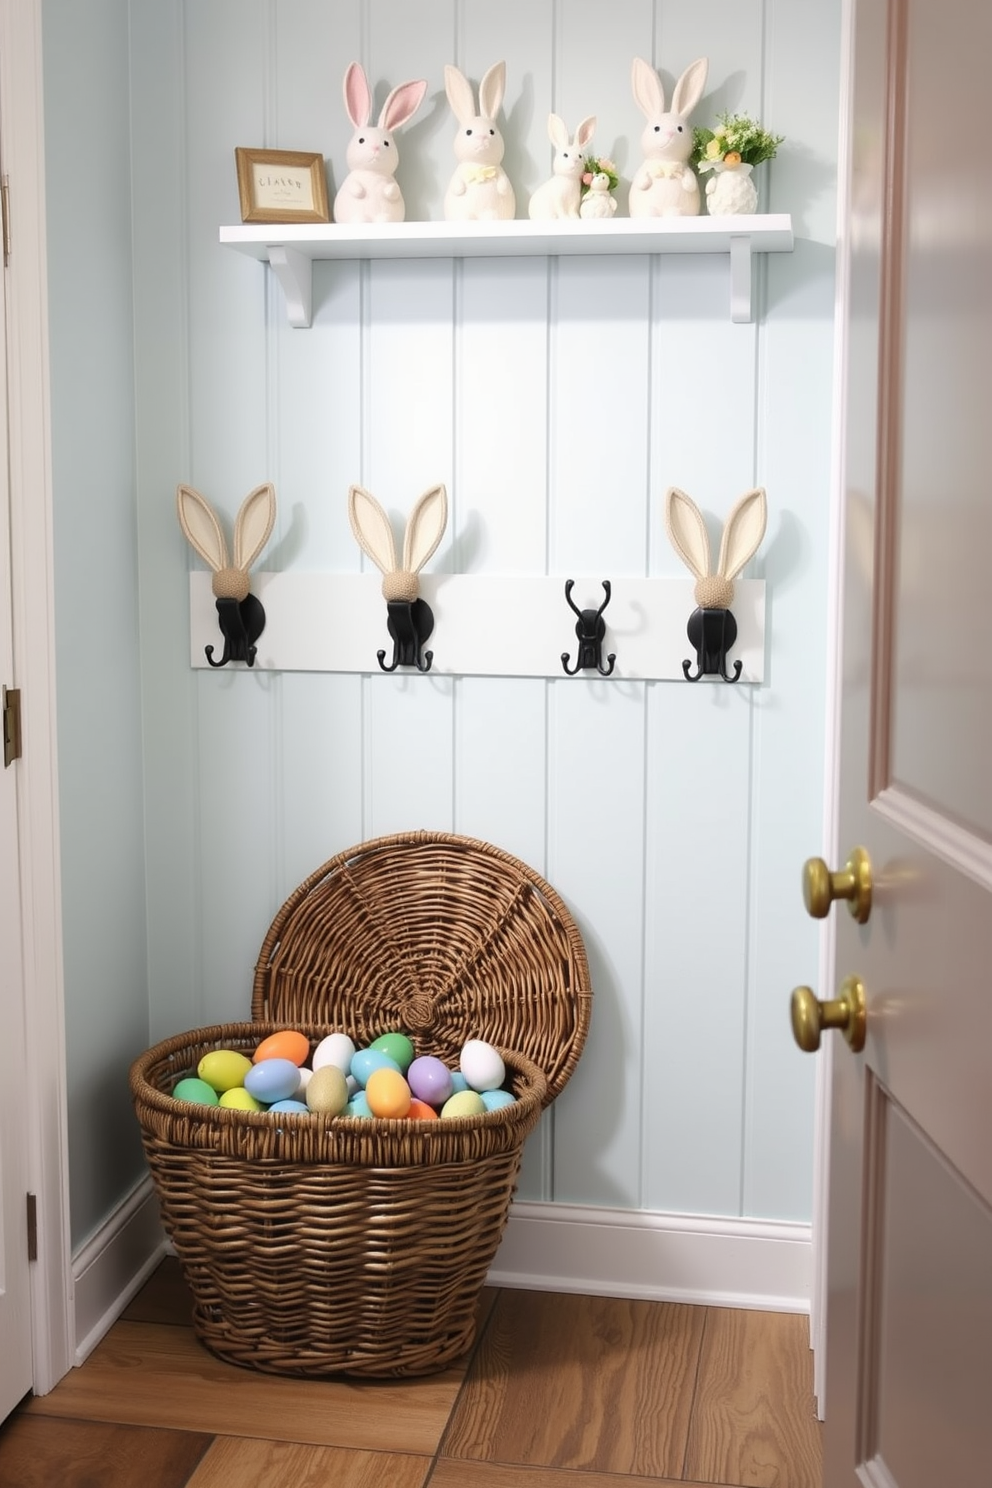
xmin=43 ymin=0 xmax=844 ymax=1256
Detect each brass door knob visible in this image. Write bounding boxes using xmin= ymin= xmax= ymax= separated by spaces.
xmin=791 ymin=977 xmax=867 ymax=1053
xmin=802 ymin=847 xmax=872 ymax=923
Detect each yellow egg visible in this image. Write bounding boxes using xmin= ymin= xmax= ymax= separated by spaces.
xmin=440 ymin=1090 xmax=486 ymax=1119
xmin=305 ymin=1064 xmax=348 ymax=1116
xmin=253 ymin=1029 xmax=309 ymax=1066
xmin=366 ymin=1067 xmax=412 ymax=1119
xmin=219 ymin=1087 xmax=264 ymax=1112
xmin=198 ymin=1049 xmax=253 ymax=1093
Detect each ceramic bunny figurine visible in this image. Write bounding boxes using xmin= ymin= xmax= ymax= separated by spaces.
xmin=177 ymin=482 xmax=276 ymax=667
xmin=664 ymin=485 xmax=767 ymax=682
xmin=528 ymin=113 xmax=597 ymax=220
xmin=348 ymin=483 xmax=448 ymax=671
xmin=443 ymin=62 xmax=515 ymax=221
xmin=579 ymin=171 xmax=617 ymax=219
xmin=332 ymin=62 xmax=427 ymax=224
xmin=629 ymin=56 xmax=708 ymax=218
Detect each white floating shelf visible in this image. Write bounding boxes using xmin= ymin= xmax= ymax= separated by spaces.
xmin=219 ymin=215 xmax=794 ymax=327
xmin=189 ymin=571 xmax=766 ymax=683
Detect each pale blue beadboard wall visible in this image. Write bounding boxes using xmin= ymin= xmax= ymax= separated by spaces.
xmin=48 ymin=0 xmax=841 ymax=1247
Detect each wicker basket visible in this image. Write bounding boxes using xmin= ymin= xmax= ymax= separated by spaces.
xmin=130 ymin=831 xmax=592 ymax=1377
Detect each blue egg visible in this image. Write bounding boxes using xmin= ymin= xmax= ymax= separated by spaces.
xmin=349 ymin=1048 xmax=401 ymax=1089
xmin=244 ymin=1057 xmax=301 ymax=1104
xmin=449 ymin=1071 xmax=470 ymax=1094
xmin=267 ymin=1099 xmax=310 ymax=1114
xmin=346 ymin=1091 xmax=373 ymax=1118
xmin=481 ymin=1089 xmax=516 ymax=1112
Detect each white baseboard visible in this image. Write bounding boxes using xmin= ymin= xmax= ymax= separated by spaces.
xmin=72 ymin=1175 xmax=167 ymax=1364
xmin=68 ymin=1185 xmax=810 ymax=1365
xmin=489 ymin=1202 xmax=812 ymax=1313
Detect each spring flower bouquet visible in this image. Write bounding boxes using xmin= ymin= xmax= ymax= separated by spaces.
xmin=691 ymin=113 xmax=784 ymax=215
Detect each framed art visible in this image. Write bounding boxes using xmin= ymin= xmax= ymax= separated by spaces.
xmin=234 ymin=147 xmax=330 ymax=223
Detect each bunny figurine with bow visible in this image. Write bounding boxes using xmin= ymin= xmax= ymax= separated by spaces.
xmin=629 ymin=56 xmax=708 ymax=217
xmin=177 ymin=482 xmax=276 ymax=668
xmin=665 ymin=485 xmax=767 ymax=681
xmin=348 ymin=483 xmax=448 ymax=672
xmin=443 ymin=61 xmax=516 ymax=221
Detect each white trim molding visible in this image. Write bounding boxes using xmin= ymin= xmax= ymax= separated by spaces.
xmin=490 ymin=1202 xmax=811 ymax=1313
xmin=73 ymin=1176 xmax=168 ymax=1365
xmin=0 ymin=0 xmax=74 ymax=1396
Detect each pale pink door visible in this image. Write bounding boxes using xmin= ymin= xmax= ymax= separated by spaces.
xmin=811 ymin=0 xmax=992 ymax=1484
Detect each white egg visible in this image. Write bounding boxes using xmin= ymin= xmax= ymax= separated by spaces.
xmin=459 ymin=1039 xmax=505 ymax=1092
xmin=312 ymin=1031 xmax=356 ymax=1074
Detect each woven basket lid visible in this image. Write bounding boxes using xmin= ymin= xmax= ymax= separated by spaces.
xmin=251 ymin=831 xmax=592 ymax=1105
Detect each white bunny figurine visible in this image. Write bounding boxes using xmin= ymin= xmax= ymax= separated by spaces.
xmin=528 ymin=113 xmax=597 ymax=220
xmin=332 ymin=61 xmax=427 ymax=225
xmin=629 ymin=56 xmax=708 ymax=218
xmin=579 ymin=171 xmax=617 ymax=219
xmin=443 ymin=61 xmax=515 ymax=221
xmin=176 ymin=482 xmax=276 ymax=667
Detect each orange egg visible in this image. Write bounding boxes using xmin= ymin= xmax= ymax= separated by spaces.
xmin=254 ymin=1030 xmax=310 ymax=1067
xmin=406 ymin=1098 xmax=439 ymax=1121
xmin=365 ymin=1067 xmax=412 ymax=1119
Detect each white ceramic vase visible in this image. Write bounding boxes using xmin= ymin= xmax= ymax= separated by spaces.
xmin=703 ymin=161 xmax=758 ymax=216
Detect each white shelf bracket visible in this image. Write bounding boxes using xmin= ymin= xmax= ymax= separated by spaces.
xmin=268 ymin=245 xmax=312 ymax=328
xmin=729 ymin=235 xmax=753 ymax=323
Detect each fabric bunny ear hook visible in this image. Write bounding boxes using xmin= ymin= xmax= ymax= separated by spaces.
xmin=177 ymin=482 xmax=276 ymax=667
xmin=665 ymin=486 xmax=766 ymax=682
xmin=348 ymin=483 xmax=448 ymax=672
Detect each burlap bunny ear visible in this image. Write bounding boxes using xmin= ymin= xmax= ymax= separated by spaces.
xmin=665 ymin=487 xmax=711 ymax=580
xmin=177 ymin=483 xmax=276 ymax=601
xmin=349 ymin=483 xmax=448 ymax=603
xmin=717 ymin=488 xmax=766 ymax=582
xmin=665 ymin=486 xmax=765 ymax=610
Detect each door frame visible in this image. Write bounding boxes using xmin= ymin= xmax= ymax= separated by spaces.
xmin=0 ymin=0 xmax=74 ymax=1395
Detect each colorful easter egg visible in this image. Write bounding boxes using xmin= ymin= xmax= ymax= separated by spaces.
xmin=369 ymin=1031 xmax=415 ymax=1072
xmin=305 ymin=1064 xmax=349 ymax=1116
xmin=481 ymin=1089 xmax=516 ymax=1112
xmin=407 ymin=1055 xmax=454 ymax=1108
xmin=197 ymin=1049 xmax=253 ymax=1093
xmin=253 ymin=1029 xmax=309 ymax=1066
xmin=406 ymin=1098 xmax=439 ymax=1121
xmin=172 ymin=1077 xmax=219 ymax=1106
xmin=267 ymin=1099 xmax=310 ymax=1114
xmin=219 ymin=1087 xmax=265 ymax=1112
xmin=365 ymin=1067 xmax=412 ymax=1119
xmin=345 ymin=1091 xmax=373 ymax=1118
xmin=459 ymin=1039 xmax=505 ymax=1092
xmin=440 ymin=1090 xmax=486 ymax=1119
xmin=350 ymin=1048 xmax=402 ymax=1088
xmin=312 ymin=1032 xmax=356 ymax=1074
xmin=244 ymin=1058 xmax=302 ymax=1105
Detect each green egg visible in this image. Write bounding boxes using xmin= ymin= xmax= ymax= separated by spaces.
xmin=369 ymin=1032 xmax=415 ymax=1072
xmin=172 ymin=1076 xmax=219 ymax=1107
xmin=440 ymin=1090 xmax=486 ymax=1119
xmin=197 ymin=1048 xmax=253 ymax=1093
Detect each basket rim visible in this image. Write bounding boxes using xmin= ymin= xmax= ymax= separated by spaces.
xmin=129 ymin=1020 xmax=548 ymax=1137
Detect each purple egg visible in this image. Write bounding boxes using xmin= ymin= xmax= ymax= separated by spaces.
xmin=407 ymin=1055 xmax=454 ymax=1108
xmin=244 ymin=1057 xmax=301 ymax=1105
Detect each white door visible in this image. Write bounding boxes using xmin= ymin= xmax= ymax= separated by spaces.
xmin=797 ymin=0 xmax=992 ymax=1484
xmin=0 ymin=213 xmax=33 ymax=1420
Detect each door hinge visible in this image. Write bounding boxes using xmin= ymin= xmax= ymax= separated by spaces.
xmin=1 ymin=175 xmax=9 ymax=264
xmin=3 ymin=686 xmax=21 ymax=766
xmin=26 ymin=1193 xmax=37 ymax=1262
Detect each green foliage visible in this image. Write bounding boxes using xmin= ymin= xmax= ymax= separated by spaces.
xmin=691 ymin=113 xmax=784 ymax=170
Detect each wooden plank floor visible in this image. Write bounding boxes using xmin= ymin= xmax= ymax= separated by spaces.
xmin=0 ymin=1259 xmax=822 ymax=1487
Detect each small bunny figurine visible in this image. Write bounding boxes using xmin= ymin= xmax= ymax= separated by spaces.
xmin=629 ymin=56 xmax=708 ymax=218
xmin=528 ymin=114 xmax=597 ymax=220
xmin=177 ymin=482 xmax=276 ymax=667
xmin=579 ymin=171 xmax=618 ymax=219
xmin=443 ymin=61 xmax=515 ymax=221
xmin=665 ymin=485 xmax=767 ymax=681
xmin=348 ymin=483 xmax=448 ymax=671
xmin=332 ymin=61 xmax=427 ymax=225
